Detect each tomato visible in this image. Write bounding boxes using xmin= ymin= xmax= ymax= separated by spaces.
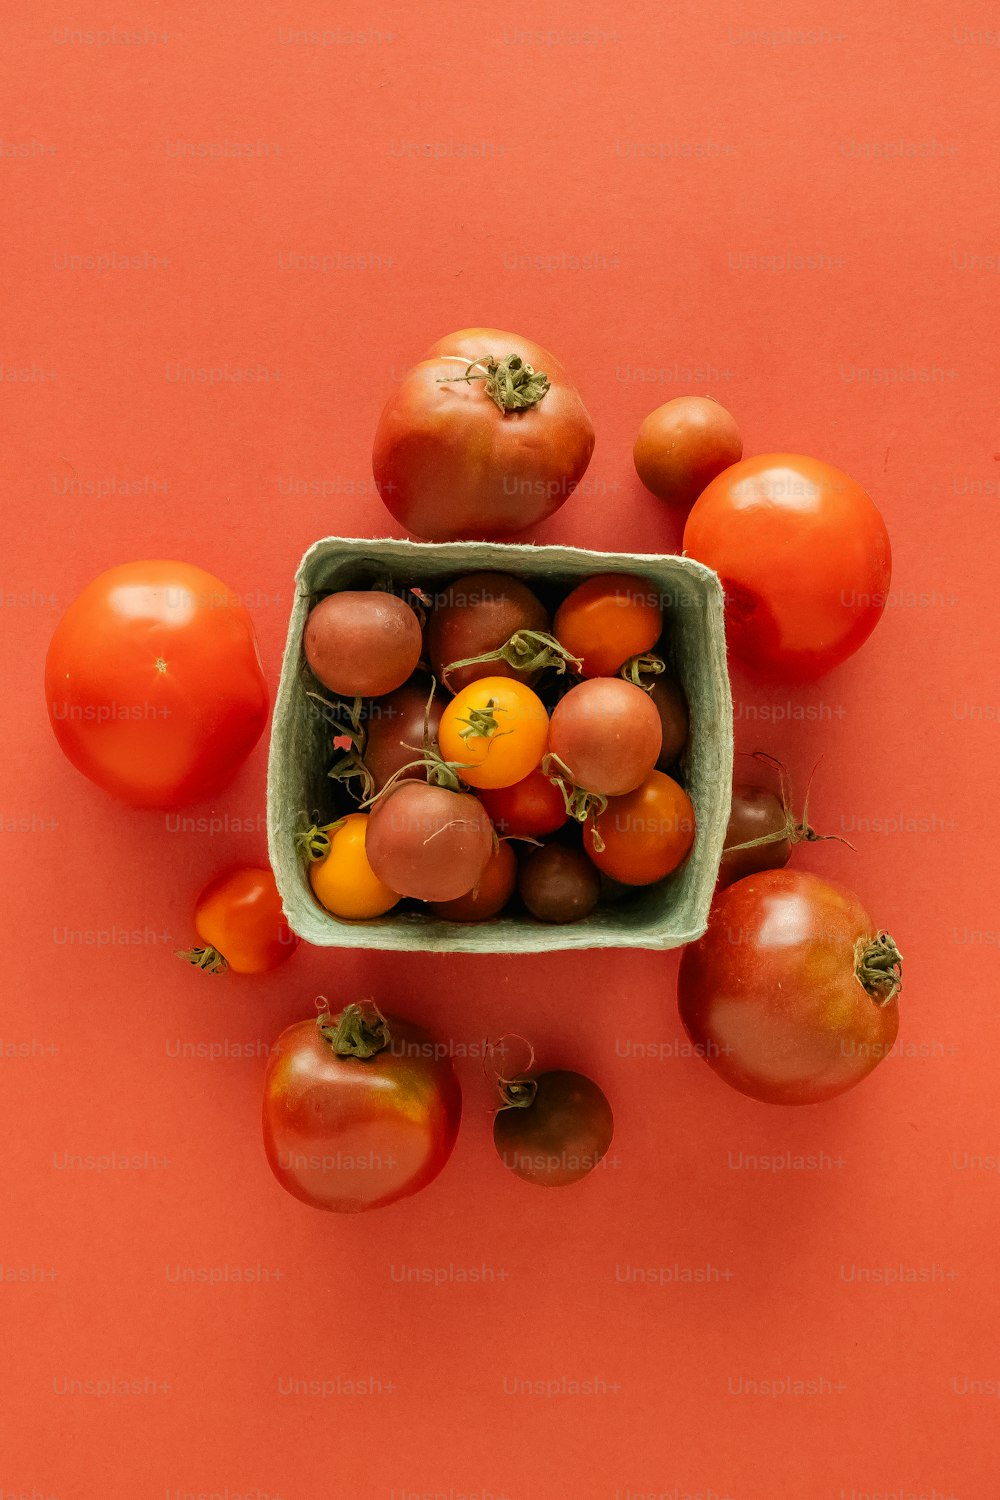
xmin=518 ymin=843 xmax=601 ymax=924
xmin=308 ymin=813 xmax=400 ymax=919
xmin=304 ymin=591 xmax=422 ymax=698
xmin=427 ymin=572 xmax=550 ymax=692
xmin=372 ymin=327 xmax=595 ymax=540
xmin=677 ymin=869 xmax=902 ymax=1104
xmin=547 ymin=678 xmax=662 ymax=799
xmin=683 ymin=454 xmax=892 ymax=680
xmin=493 ymin=1070 xmax=613 ymax=1187
xmin=633 ymin=395 xmax=742 ymax=508
xmin=365 ymin=780 xmax=493 ymax=901
xmin=585 ymin=772 xmax=695 ymax=886
xmin=263 ymin=1002 xmax=461 ymax=1211
xmin=44 ymin=560 xmax=268 ymax=809
xmin=650 ymin=677 xmax=689 ymax=768
xmin=553 ymin=573 xmax=662 ymax=677
xmin=362 ymin=677 xmax=444 ymax=794
xmin=428 ymin=839 xmax=517 ymax=922
xmin=718 ymin=783 xmax=792 ymax=889
xmin=177 ymin=867 xmax=298 ymax=975
xmin=477 ymin=767 xmax=569 ymax=838
xmin=438 ymin=677 xmax=549 ymax=790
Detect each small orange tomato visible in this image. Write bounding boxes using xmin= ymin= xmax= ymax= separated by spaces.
xmin=553 ymin=573 xmax=662 ymax=677
xmin=180 ymin=867 xmax=298 ymax=975
xmin=309 ymin=813 xmax=400 ymax=919
xmin=428 ymin=839 xmax=517 ymax=922
xmin=438 ymin=676 xmax=549 ymax=790
xmin=585 ymin=772 xmax=695 ymax=885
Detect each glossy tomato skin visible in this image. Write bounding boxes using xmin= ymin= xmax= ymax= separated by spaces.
xmin=518 ymin=844 xmax=601 ymax=923
xmin=548 ymin=678 xmax=662 ymax=796
xmin=438 ymin=676 xmax=549 ymax=790
xmin=586 ymin=771 xmax=695 ymax=886
xmin=477 ymin=767 xmax=569 ymax=838
xmin=718 ymin=784 xmax=790 ymax=889
xmin=650 ymin=677 xmax=689 ymax=768
xmin=553 ymin=573 xmax=662 ymax=677
xmin=683 ymin=454 xmax=892 ymax=680
xmin=263 ymin=1016 xmax=461 ymax=1211
xmin=45 ymin=561 xmax=268 ymax=809
xmin=193 ymin=867 xmax=298 ymax=973
xmin=427 ymin=572 xmax=549 ymax=692
xmin=308 ymin=813 xmax=400 ymax=919
xmin=633 ymin=396 xmax=742 ymax=508
xmin=372 ymin=328 xmax=595 ymax=540
xmin=493 ymin=1070 xmax=613 ymax=1187
xmin=678 ymin=869 xmax=900 ymax=1105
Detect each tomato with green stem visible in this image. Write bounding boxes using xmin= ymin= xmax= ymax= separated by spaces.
xmin=427 ymin=572 xmax=550 ymax=692
xmin=302 ymin=813 xmax=400 ymax=920
xmin=177 ymin=867 xmax=298 ymax=975
xmin=553 ymin=573 xmax=663 ymax=678
xmin=438 ymin=676 xmax=549 ymax=790
xmin=493 ymin=1064 xmax=614 ymax=1187
xmin=546 ymin=678 xmax=662 ymax=812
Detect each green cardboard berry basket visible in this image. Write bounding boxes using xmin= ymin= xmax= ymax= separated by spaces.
xmin=267 ymin=535 xmax=733 ymax=953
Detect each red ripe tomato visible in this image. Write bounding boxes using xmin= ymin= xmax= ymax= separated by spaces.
xmin=548 ymin=678 xmax=662 ymax=797
xmin=263 ymin=1003 xmax=461 ymax=1211
xmin=44 ymin=560 xmax=268 ymax=808
xmin=477 ymin=768 xmax=569 ymax=838
xmin=682 ymin=454 xmax=892 ymax=680
xmin=372 ymin=327 xmax=595 ymax=540
xmin=493 ymin=1070 xmax=614 ymax=1187
xmin=677 ymin=869 xmax=903 ymax=1104
xmin=633 ymin=395 xmax=743 ymax=508
xmin=585 ymin=772 xmax=695 ymax=885
xmin=178 ymin=866 xmax=298 ymax=975
xmin=553 ymin=573 xmax=662 ymax=677
xmin=365 ymin=780 xmax=493 ymax=901
xmin=304 ymin=591 xmax=422 ymax=698
xmin=428 ymin=839 xmax=517 ymax=922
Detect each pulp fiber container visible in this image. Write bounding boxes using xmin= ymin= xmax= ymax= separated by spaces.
xmin=267 ymin=535 xmax=733 ymax=954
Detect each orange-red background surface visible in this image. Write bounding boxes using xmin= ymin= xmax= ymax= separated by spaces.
xmin=3 ymin=4 xmax=999 ymax=1497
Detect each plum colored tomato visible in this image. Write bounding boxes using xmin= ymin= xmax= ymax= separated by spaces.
xmin=650 ymin=677 xmax=689 ymax=768
xmin=263 ymin=1003 xmax=461 ymax=1212
xmin=428 ymin=839 xmax=517 ymax=922
xmin=438 ymin=677 xmax=549 ymax=790
xmin=493 ymin=1070 xmax=614 ymax=1187
xmin=553 ymin=573 xmax=662 ymax=677
xmin=308 ymin=813 xmax=400 ymax=919
xmin=363 ymin=678 xmax=443 ymax=793
xmin=683 ymin=454 xmax=892 ymax=680
xmin=633 ymin=395 xmax=743 ymax=508
xmin=304 ymin=591 xmax=422 ymax=698
xmin=178 ymin=867 xmax=298 ymax=975
xmin=44 ymin=560 xmax=268 ymax=809
xmin=371 ymin=327 xmax=595 ymax=541
xmin=518 ymin=844 xmax=601 ymax=923
xmin=548 ymin=678 xmax=661 ymax=797
xmin=718 ymin=783 xmax=791 ymax=889
xmin=477 ymin=767 xmax=569 ymax=838
xmin=365 ymin=781 xmax=493 ymax=901
xmin=585 ymin=771 xmax=695 ymax=886
xmin=427 ymin=572 xmax=549 ymax=692
xmin=677 ymin=869 xmax=903 ymax=1105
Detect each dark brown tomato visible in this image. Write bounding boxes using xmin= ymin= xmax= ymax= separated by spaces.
xmin=363 ymin=678 xmax=444 ymax=793
xmin=650 ymin=677 xmax=689 ymax=768
xmin=633 ymin=395 xmax=743 ymax=508
xmin=493 ymin=1070 xmax=614 ymax=1187
xmin=718 ymin=783 xmax=791 ymax=889
xmin=427 ymin=572 xmax=549 ymax=692
xmin=518 ymin=843 xmax=601 ymax=924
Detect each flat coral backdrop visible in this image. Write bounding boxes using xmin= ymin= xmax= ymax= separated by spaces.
xmin=2 ymin=1 xmax=998 ymax=1497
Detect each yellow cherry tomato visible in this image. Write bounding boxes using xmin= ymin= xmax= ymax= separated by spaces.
xmin=438 ymin=675 xmax=549 ymax=790
xmin=308 ymin=813 xmax=400 ymax=919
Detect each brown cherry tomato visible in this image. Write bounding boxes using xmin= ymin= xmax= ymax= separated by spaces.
xmin=428 ymin=839 xmax=517 ymax=922
xmin=427 ymin=572 xmax=550 ymax=692
xmin=365 ymin=781 xmax=493 ymax=902
xmin=304 ymin=591 xmax=422 ymax=698
xmin=493 ymin=1070 xmax=614 ymax=1187
xmin=718 ymin=784 xmax=791 ymax=889
xmin=650 ymin=676 xmax=689 ymax=768
xmin=362 ymin=678 xmax=444 ymax=794
xmin=633 ymin=395 xmax=743 ymax=508
xmin=548 ymin=678 xmax=662 ymax=797
xmin=518 ymin=844 xmax=601 ymax=924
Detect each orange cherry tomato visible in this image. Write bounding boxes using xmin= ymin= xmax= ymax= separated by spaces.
xmin=437 ymin=676 xmax=549 ymax=790
xmin=553 ymin=573 xmax=662 ymax=678
xmin=585 ymin=771 xmax=695 ymax=885
xmin=181 ymin=867 xmax=298 ymax=975
xmin=308 ymin=813 xmax=400 ymax=919
xmin=428 ymin=839 xmax=517 ymax=922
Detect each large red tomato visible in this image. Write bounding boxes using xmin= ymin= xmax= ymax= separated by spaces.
xmin=682 ymin=454 xmax=892 ymax=680
xmin=372 ymin=327 xmax=595 ymax=540
xmin=45 ymin=561 xmax=268 ymax=808
xmin=677 ymin=869 xmax=902 ymax=1105
xmin=262 ymin=1003 xmax=462 ymax=1212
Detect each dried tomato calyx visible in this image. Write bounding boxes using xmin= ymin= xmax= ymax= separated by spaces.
xmin=317 ymin=1001 xmax=391 ymax=1058
xmin=437 ymin=353 xmax=551 ymax=413
xmin=855 ymin=932 xmax=903 ymax=1006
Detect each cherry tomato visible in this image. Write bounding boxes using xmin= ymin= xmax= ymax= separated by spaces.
xmin=304 ymin=591 xmax=422 ymax=698
xmin=362 ymin=678 xmax=444 ymax=794
xmin=365 ymin=781 xmax=493 ymax=901
xmin=633 ymin=395 xmax=742 ymax=508
xmin=548 ymin=678 xmax=661 ymax=797
xmin=477 ymin=768 xmax=569 ymax=838
xmin=427 ymin=572 xmax=550 ymax=692
xmin=650 ymin=677 xmax=689 ymax=768
xmin=718 ymin=783 xmax=791 ymax=889
xmin=428 ymin=839 xmax=517 ymax=922
xmin=308 ymin=813 xmax=400 ymax=919
xmin=518 ymin=844 xmax=601 ymax=923
xmin=677 ymin=870 xmax=902 ymax=1104
xmin=178 ymin=867 xmax=298 ymax=975
xmin=372 ymin=327 xmax=595 ymax=540
xmin=585 ymin=772 xmax=695 ymax=886
xmin=263 ymin=1003 xmax=461 ymax=1211
xmin=438 ymin=677 xmax=549 ymax=790
xmin=493 ymin=1070 xmax=613 ymax=1187
xmin=44 ymin=560 xmax=268 ymax=809
xmin=683 ymin=454 xmax=892 ymax=680
xmin=553 ymin=573 xmax=662 ymax=677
